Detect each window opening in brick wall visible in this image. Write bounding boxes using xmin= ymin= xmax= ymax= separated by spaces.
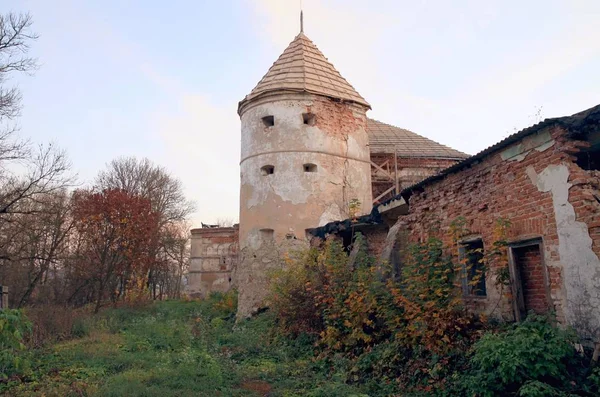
xmin=459 ymin=239 xmax=486 ymax=297
xmin=260 ymin=165 xmax=274 ymax=176
xmin=575 ymin=148 xmax=600 ymax=170
xmin=575 ymin=131 xmax=600 ymax=170
xmin=303 ymin=163 xmax=317 ymax=173
xmin=508 ymin=240 xmax=549 ymax=321
xmin=302 ymin=113 xmax=316 ymax=126
xmin=262 ymin=115 xmax=274 ymax=127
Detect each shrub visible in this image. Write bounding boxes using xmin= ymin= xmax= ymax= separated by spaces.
xmin=270 ymin=235 xmax=393 ymax=353
xmin=389 ymin=237 xmax=481 ymax=355
xmin=269 ymin=247 xmax=324 ymax=337
xmin=0 ymin=309 xmax=32 ymax=379
xmin=24 ymin=305 xmax=92 ymax=347
xmin=462 ymin=315 xmax=576 ymax=396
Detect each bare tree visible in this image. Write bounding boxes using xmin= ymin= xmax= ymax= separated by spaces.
xmin=0 ymin=12 xmax=72 ymax=219
xmin=156 ymin=221 xmax=190 ymax=299
xmin=0 ymin=12 xmax=37 ymax=165
xmin=0 ymin=12 xmax=74 ymax=308
xmin=0 ymin=190 xmax=74 ymax=307
xmin=96 ymin=157 xmax=195 ymax=225
xmin=0 ymin=12 xmax=38 ymax=122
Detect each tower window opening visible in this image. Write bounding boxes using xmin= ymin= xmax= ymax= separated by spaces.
xmin=303 ymin=163 xmax=317 ymax=173
xmin=262 ymin=115 xmax=274 ymax=127
xmin=261 ymin=165 xmax=274 ymax=176
xmin=259 ymin=228 xmax=274 ymax=241
xmin=302 ymin=113 xmax=316 ymax=126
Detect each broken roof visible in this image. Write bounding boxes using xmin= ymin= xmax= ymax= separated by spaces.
xmin=399 ymin=103 xmax=600 ymax=200
xmin=238 ymin=32 xmax=370 ymax=114
xmin=367 ymin=118 xmax=469 ymax=159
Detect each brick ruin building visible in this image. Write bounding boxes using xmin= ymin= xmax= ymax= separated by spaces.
xmin=186 ymin=29 xmax=466 ymax=310
xmin=311 ymin=104 xmax=600 ymax=340
xmin=186 ymin=26 xmax=600 ymax=335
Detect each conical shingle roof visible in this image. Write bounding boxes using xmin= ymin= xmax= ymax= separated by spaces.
xmin=367 ymin=119 xmax=469 ymax=159
xmin=238 ymin=33 xmax=370 ymax=114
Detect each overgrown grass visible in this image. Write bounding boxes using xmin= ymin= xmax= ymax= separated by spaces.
xmin=1 ymin=294 xmax=374 ymax=396
xmin=5 ymin=292 xmax=598 ymax=396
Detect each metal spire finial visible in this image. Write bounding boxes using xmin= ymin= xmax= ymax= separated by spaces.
xmin=300 ymin=10 xmax=304 ymax=33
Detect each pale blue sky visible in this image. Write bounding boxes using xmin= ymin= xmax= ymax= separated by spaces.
xmin=4 ymin=0 xmax=600 ymax=226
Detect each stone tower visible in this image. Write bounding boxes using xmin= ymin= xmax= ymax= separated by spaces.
xmin=236 ymin=31 xmax=373 ymax=318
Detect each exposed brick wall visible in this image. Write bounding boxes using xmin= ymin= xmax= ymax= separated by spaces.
xmin=362 ymin=225 xmax=389 ymax=257
xmin=370 ymin=154 xmax=459 ymax=203
xmin=513 ymin=245 xmax=549 ymax=315
xmin=398 ymin=126 xmax=586 ymax=322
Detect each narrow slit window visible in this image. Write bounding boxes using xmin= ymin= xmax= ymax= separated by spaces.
xmin=459 ymin=239 xmax=486 ymax=297
xmin=303 ymin=163 xmax=317 ymax=173
xmin=302 ymin=113 xmax=316 ymax=126
xmin=262 ymin=115 xmax=274 ymax=127
xmin=260 ymin=165 xmax=274 ymax=176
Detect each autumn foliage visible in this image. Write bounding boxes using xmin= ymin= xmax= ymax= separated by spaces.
xmin=71 ymin=188 xmax=160 ymax=312
xmin=270 ymin=234 xmax=481 ymax=356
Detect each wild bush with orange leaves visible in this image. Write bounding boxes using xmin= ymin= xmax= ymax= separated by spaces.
xmin=270 ymin=233 xmax=482 ymax=358
xmin=269 ymin=234 xmax=396 ymax=353
xmin=389 ymin=237 xmax=482 ymax=355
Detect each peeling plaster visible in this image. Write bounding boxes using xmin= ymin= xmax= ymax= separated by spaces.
xmin=236 ymin=94 xmax=373 ymax=319
xmin=501 ymin=130 xmax=555 ymax=162
xmin=319 ymin=203 xmax=344 ymax=226
xmin=501 ymin=144 xmax=531 ymax=162
xmin=239 ymin=95 xmax=372 ymax=245
xmin=527 ymin=164 xmax=600 ymax=336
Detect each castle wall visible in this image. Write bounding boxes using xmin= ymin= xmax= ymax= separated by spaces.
xmin=186 ymin=226 xmax=238 ymax=298
xmin=237 ymin=93 xmax=373 ymax=318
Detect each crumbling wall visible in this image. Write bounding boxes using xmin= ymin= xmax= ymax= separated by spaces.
xmin=186 ymin=226 xmax=238 ymax=298
xmin=399 ymin=127 xmax=569 ymax=321
xmin=395 ymin=123 xmax=600 ymax=332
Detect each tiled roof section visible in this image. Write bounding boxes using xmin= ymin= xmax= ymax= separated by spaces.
xmin=367 ymin=118 xmax=469 ymax=159
xmin=238 ymin=33 xmax=370 ymax=113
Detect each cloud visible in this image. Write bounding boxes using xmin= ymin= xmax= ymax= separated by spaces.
xmin=152 ymin=94 xmax=241 ymax=227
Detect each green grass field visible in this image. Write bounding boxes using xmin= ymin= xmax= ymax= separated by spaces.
xmin=2 ymin=296 xmax=379 ymax=396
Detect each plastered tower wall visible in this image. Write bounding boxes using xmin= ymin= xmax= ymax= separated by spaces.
xmin=236 ymin=93 xmax=372 ymax=317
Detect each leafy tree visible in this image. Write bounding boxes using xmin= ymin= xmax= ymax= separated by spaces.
xmin=71 ymin=188 xmax=160 ymax=312
xmin=96 ymin=157 xmax=194 ymax=298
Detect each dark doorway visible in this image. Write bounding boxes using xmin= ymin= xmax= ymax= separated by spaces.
xmin=509 ymin=240 xmax=550 ymax=321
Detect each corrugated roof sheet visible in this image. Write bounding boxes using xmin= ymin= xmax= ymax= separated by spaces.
xmin=367 ymin=118 xmax=469 ymax=159
xmin=238 ymin=32 xmax=370 ymax=113
xmin=398 ymin=103 xmax=600 ymax=200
